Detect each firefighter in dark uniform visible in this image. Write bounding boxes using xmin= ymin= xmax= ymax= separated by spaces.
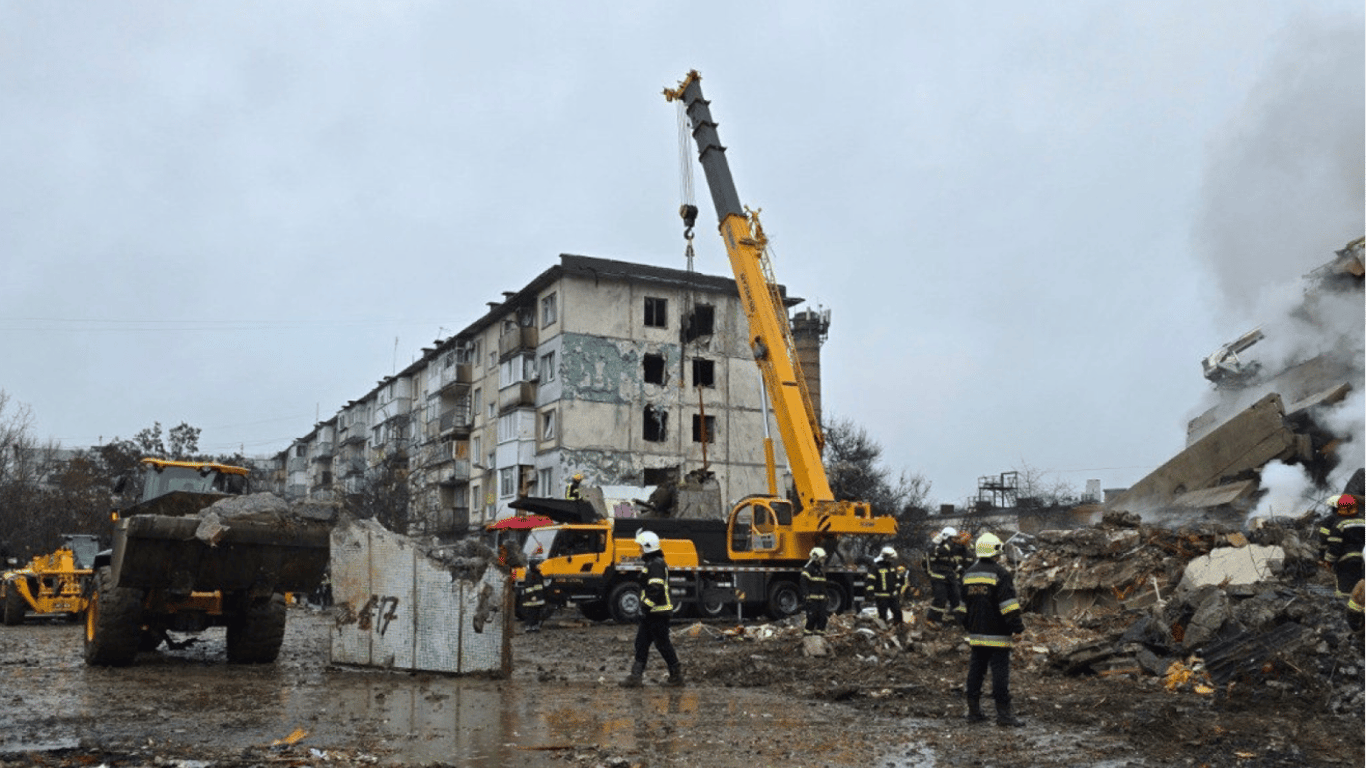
xmin=866 ymin=545 xmax=903 ymax=626
xmin=801 ymin=546 xmax=830 ymax=636
xmin=956 ymin=532 xmax=1026 ymax=727
xmin=519 ymin=558 xmax=545 ymax=633
xmin=620 ymin=531 xmax=683 ymax=687
xmin=565 ymin=473 xmax=585 ymax=500
xmin=925 ymin=526 xmax=968 ymax=627
xmin=1322 ymin=493 xmax=1364 ymax=632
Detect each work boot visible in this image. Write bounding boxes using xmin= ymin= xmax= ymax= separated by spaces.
xmin=665 ymin=665 xmax=684 ymax=687
xmin=619 ymin=661 xmax=645 ymax=688
xmin=965 ymin=697 xmax=987 ymax=724
xmin=995 ymin=701 xmax=1025 ymax=727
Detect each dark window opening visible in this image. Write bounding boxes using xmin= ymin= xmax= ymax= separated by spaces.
xmin=643 ymin=353 xmax=666 ymax=385
xmin=692 ymin=414 xmax=716 ymax=443
xmin=644 ymin=297 xmax=668 ymax=328
xmin=691 ymin=358 xmax=715 ymax=387
xmin=643 ymin=406 xmax=668 ymax=442
xmin=682 ymin=304 xmax=715 ymax=342
xmin=643 ymin=466 xmax=678 ymax=486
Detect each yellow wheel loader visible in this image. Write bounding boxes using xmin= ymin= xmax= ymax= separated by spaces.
xmin=83 ymin=458 xmax=330 ymax=667
xmin=1 ymin=535 xmax=98 ymax=624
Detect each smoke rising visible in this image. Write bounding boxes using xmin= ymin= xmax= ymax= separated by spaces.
xmin=1194 ymin=16 xmax=1364 ymax=324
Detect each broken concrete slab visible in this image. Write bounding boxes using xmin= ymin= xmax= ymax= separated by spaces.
xmin=1108 ymin=393 xmax=1310 ymax=515
xmin=1179 ymin=544 xmax=1285 ymax=591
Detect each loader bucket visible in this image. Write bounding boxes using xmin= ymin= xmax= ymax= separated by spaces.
xmin=110 ymin=514 xmax=331 ymax=594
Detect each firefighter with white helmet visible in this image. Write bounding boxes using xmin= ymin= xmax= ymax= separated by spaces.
xmin=801 ymin=546 xmax=831 ymax=636
xmin=924 ymin=526 xmax=970 ymax=628
xmin=866 ymin=545 xmax=904 ymax=626
xmin=620 ymin=530 xmax=683 ymax=687
xmin=954 ymin=531 xmax=1026 ymax=727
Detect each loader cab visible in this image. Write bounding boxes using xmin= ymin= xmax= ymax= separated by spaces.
xmin=137 ymin=458 xmax=250 ymax=503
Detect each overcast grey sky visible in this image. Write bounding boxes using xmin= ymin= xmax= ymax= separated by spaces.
xmin=2 ymin=2 xmax=1362 ymax=506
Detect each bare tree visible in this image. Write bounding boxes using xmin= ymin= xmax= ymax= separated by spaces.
xmin=822 ymin=415 xmax=933 ymax=562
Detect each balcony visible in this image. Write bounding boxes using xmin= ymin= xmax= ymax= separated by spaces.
xmin=437 ymin=459 xmax=472 ymax=487
xmin=375 ymin=397 xmax=412 ymax=424
xmin=339 ymin=431 xmax=367 ymax=447
xmin=338 ymin=457 xmax=367 ymax=477
xmin=498 ymin=381 xmax=537 ymax=413
xmin=439 ymin=406 xmax=473 ymax=436
xmin=287 ymin=457 xmax=307 ymax=473
xmin=499 ymin=324 xmax=538 ymax=359
xmin=437 ymin=363 xmax=473 ymax=392
xmin=311 ymin=442 xmax=334 ymax=461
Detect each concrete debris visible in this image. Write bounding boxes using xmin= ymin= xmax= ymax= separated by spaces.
xmin=206 ymin=492 xmax=340 ymax=523
xmin=1178 ymin=544 xmax=1284 ymax=590
xmin=1026 ymin=510 xmax=1362 ymax=714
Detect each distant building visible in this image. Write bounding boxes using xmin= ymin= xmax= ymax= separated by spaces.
xmin=280 ymin=254 xmax=815 ymax=538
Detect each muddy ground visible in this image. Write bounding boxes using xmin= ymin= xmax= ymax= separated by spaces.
xmin=0 ymin=601 xmax=1361 ymax=768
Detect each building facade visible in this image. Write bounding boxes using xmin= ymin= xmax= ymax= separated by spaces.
xmin=279 ymin=254 xmax=813 ymax=538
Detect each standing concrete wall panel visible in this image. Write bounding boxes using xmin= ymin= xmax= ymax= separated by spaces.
xmin=330 ymin=520 xmax=511 ymax=676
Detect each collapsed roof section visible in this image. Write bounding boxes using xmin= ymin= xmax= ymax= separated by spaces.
xmin=1108 ymin=237 xmax=1364 ymax=519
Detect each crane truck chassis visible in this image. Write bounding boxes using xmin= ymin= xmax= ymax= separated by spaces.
xmin=522 ymin=510 xmax=866 ymax=623
xmin=84 ymin=458 xmax=331 ymax=666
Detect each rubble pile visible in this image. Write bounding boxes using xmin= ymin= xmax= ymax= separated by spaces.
xmin=194 ymin=492 xmax=340 ymax=544
xmin=1022 ymin=513 xmax=1363 ymax=714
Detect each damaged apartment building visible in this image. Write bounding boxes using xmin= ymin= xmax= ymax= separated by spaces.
xmin=276 ymin=254 xmax=823 ymax=537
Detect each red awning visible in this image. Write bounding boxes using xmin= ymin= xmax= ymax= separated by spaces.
xmin=486 ymin=514 xmax=556 ymax=531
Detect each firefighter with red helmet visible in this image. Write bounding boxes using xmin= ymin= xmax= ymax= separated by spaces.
xmin=1322 ymin=493 xmax=1364 ymax=630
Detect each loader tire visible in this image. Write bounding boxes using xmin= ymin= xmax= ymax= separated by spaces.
xmin=83 ymin=566 xmax=145 ymax=667
xmin=226 ymin=593 xmax=287 ymax=664
xmin=3 ymin=582 xmax=26 ymax=626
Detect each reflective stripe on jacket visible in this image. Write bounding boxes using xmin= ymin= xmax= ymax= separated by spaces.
xmin=641 ymin=554 xmax=672 ymax=614
xmin=955 ymin=559 xmax=1024 ymax=648
xmin=801 ymin=561 xmax=827 ymax=604
xmin=866 ymin=561 xmax=902 ymax=597
xmin=1325 ymin=513 xmax=1364 ymax=565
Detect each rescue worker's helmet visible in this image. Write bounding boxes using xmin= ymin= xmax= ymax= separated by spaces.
xmin=880 ymin=546 xmax=897 ymax=559
xmin=1337 ymin=493 xmax=1358 ymax=514
xmin=572 ymin=473 xmax=584 ymax=481
xmin=809 ymin=546 xmax=827 ymax=561
xmin=942 ymin=527 xmax=957 ymax=539
xmin=636 ymin=530 xmax=661 ymax=554
xmin=975 ymin=532 xmax=1003 ymax=558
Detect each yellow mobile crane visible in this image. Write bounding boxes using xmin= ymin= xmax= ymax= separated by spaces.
xmin=665 ymin=70 xmax=896 ymax=561
xmin=506 ymin=71 xmax=897 ymax=624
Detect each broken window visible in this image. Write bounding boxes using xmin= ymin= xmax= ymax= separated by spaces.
xmin=499 ymin=467 xmax=515 ymax=498
xmin=643 ymin=466 xmax=678 ymax=486
xmin=643 ymin=405 xmax=668 ymax=442
xmin=682 ymin=303 xmax=715 ymax=342
xmin=541 ymin=409 xmax=555 ymax=440
xmin=644 ymin=297 xmax=668 ymax=328
xmin=691 ymin=358 xmax=715 ymax=387
xmin=538 ymin=468 xmax=553 ymax=496
xmin=643 ymin=353 xmax=666 ymax=385
xmin=692 ymin=414 xmax=716 ymax=443
xmin=540 ymin=351 xmax=556 ymax=382
xmin=541 ymin=292 xmax=557 ymax=327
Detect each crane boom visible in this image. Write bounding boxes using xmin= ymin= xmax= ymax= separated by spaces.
xmin=666 ymin=70 xmax=895 ymax=553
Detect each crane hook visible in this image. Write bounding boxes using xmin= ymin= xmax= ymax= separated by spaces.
xmin=679 ymin=204 xmax=698 ymax=241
